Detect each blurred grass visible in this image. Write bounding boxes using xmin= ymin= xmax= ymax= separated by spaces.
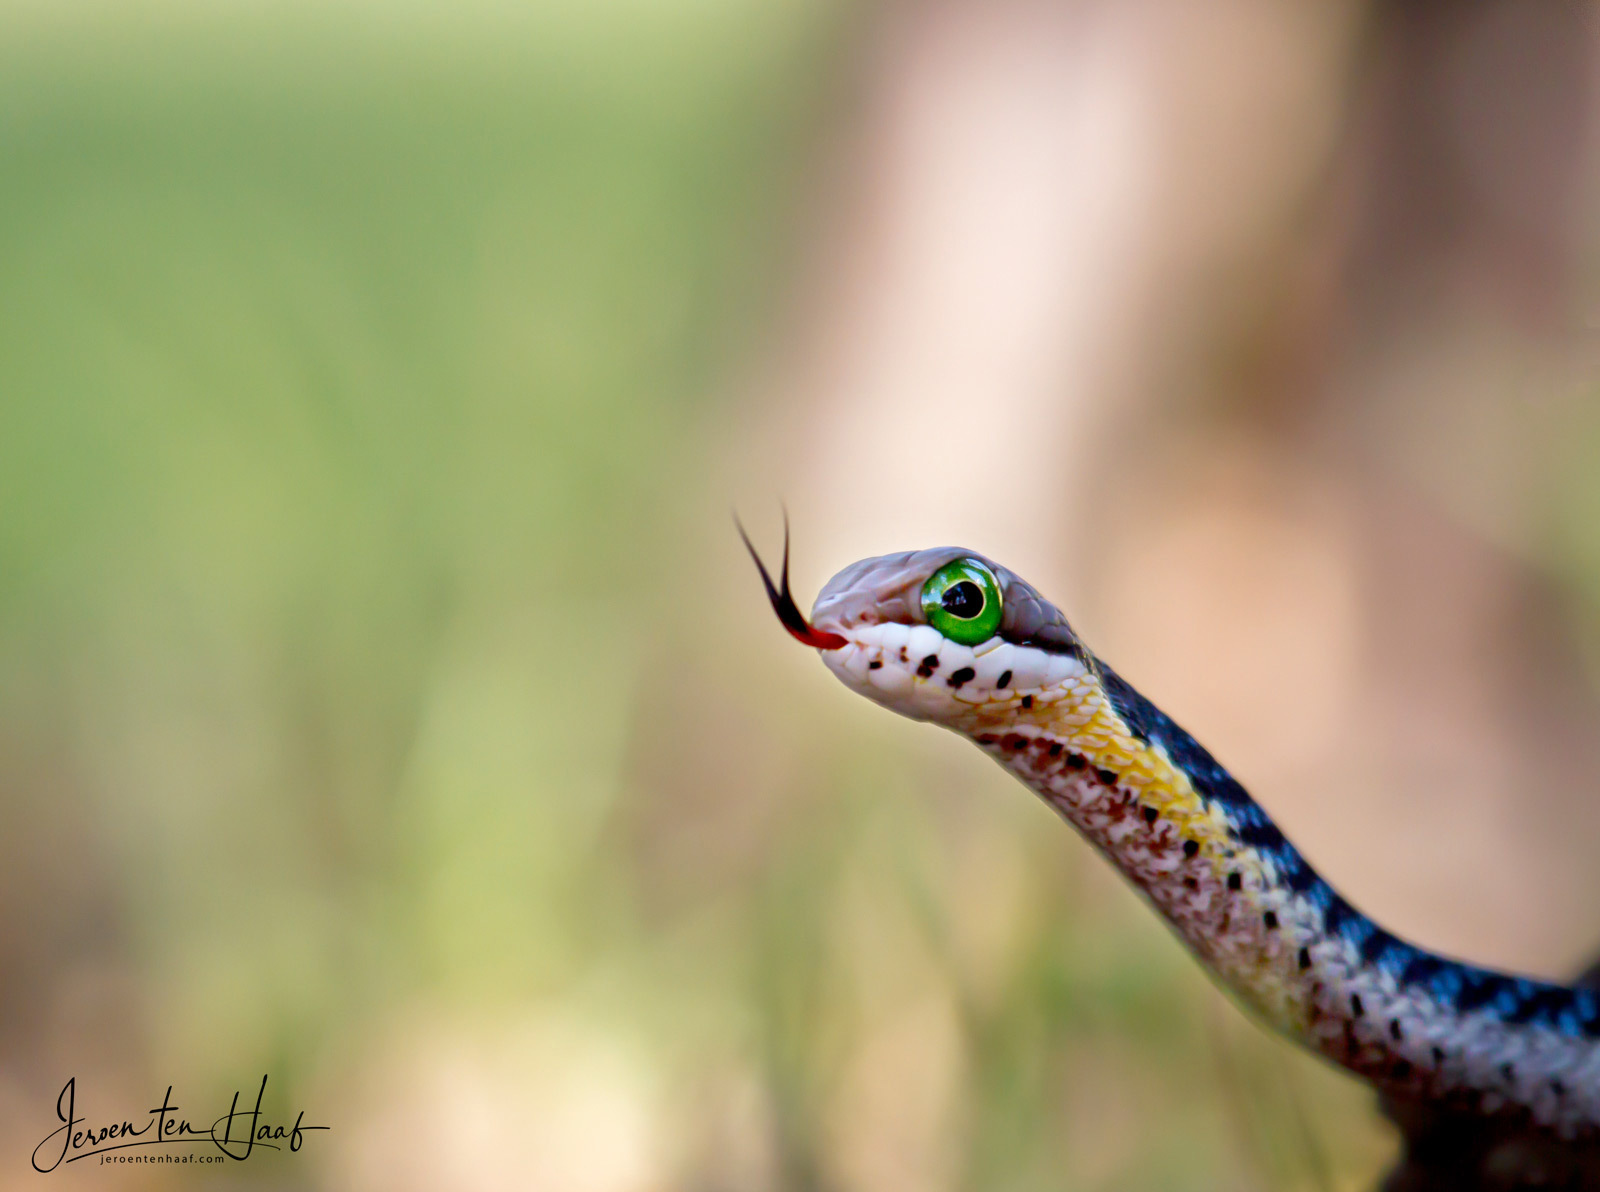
xmin=0 ymin=4 xmax=1402 ymax=1189
xmin=0 ymin=0 xmax=829 ymax=1120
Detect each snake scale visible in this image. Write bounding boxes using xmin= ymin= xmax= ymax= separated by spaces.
xmin=742 ymin=530 xmax=1600 ymax=1149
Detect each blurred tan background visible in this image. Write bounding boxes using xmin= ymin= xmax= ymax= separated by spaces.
xmin=3 ymin=1 xmax=1600 ymax=1189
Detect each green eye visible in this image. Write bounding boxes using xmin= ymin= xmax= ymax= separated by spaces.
xmin=921 ymin=558 xmax=1003 ymax=646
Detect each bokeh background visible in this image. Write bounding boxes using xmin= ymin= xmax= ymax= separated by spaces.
xmin=4 ymin=1 xmax=1600 ymax=1189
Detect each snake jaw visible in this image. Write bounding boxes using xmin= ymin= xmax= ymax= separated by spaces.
xmin=737 ymin=515 xmax=848 ymax=651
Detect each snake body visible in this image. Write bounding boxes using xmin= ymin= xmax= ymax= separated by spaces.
xmin=750 ymin=540 xmax=1600 ymax=1138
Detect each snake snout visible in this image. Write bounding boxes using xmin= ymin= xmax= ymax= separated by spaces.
xmin=810 ymin=550 xmax=948 ymax=637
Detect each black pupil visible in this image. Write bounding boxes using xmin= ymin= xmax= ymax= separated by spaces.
xmin=941 ymin=580 xmax=984 ymax=620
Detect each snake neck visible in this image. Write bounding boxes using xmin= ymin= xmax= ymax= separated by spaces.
xmin=964 ymin=659 xmax=1600 ymax=1137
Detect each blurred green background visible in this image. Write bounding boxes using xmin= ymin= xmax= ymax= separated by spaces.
xmin=4 ymin=3 xmax=1600 ymax=1190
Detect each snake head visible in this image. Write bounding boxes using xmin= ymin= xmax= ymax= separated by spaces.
xmin=762 ymin=541 xmax=1096 ymax=726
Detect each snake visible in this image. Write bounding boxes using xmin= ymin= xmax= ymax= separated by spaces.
xmin=741 ymin=527 xmax=1600 ymax=1143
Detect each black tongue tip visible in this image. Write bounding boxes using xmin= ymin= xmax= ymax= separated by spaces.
xmin=735 ymin=513 xmax=846 ymax=650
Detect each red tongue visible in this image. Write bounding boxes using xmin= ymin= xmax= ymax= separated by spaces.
xmin=736 ymin=515 xmax=848 ymax=651
xmin=782 ymin=621 xmax=849 ymax=651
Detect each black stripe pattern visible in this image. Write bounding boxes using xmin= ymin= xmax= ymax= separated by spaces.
xmin=1097 ymin=664 xmax=1600 ymax=1039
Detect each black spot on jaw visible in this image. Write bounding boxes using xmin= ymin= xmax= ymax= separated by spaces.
xmin=1141 ymin=806 xmax=1158 ymax=825
xmin=868 ymin=660 xmax=882 ymax=670
xmin=1227 ymin=872 xmax=1242 ymax=892
xmin=996 ymin=669 xmax=1012 ymax=689
xmin=1020 ymin=695 xmax=1033 ymax=709
xmin=1263 ymin=910 xmax=1278 ymax=930
xmin=1046 ymin=741 xmax=1062 ymax=756
xmin=1298 ymin=947 xmax=1311 ymax=971
xmin=1351 ymin=993 xmax=1364 ymax=1018
xmin=1065 ymin=754 xmax=1086 ymax=770
xmin=1182 ymin=839 xmax=1199 ymax=859
xmin=947 ymin=666 xmax=975 ymax=688
xmin=921 ymin=654 xmax=940 ymax=669
xmin=1389 ymin=1020 xmax=1403 ymax=1042
xmin=1097 ymin=768 xmax=1118 ymax=785
xmin=1431 ymin=1045 xmax=1445 ymax=1065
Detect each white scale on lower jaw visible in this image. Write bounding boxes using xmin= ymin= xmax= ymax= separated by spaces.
xmin=827 ymin=626 xmax=1096 ymax=720
xmin=905 ymin=624 xmax=944 ymax=662
xmin=973 ymin=647 xmax=1014 ymax=686
xmin=934 ymin=637 xmax=974 ymax=673
xmin=872 ymin=623 xmax=910 ymax=655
